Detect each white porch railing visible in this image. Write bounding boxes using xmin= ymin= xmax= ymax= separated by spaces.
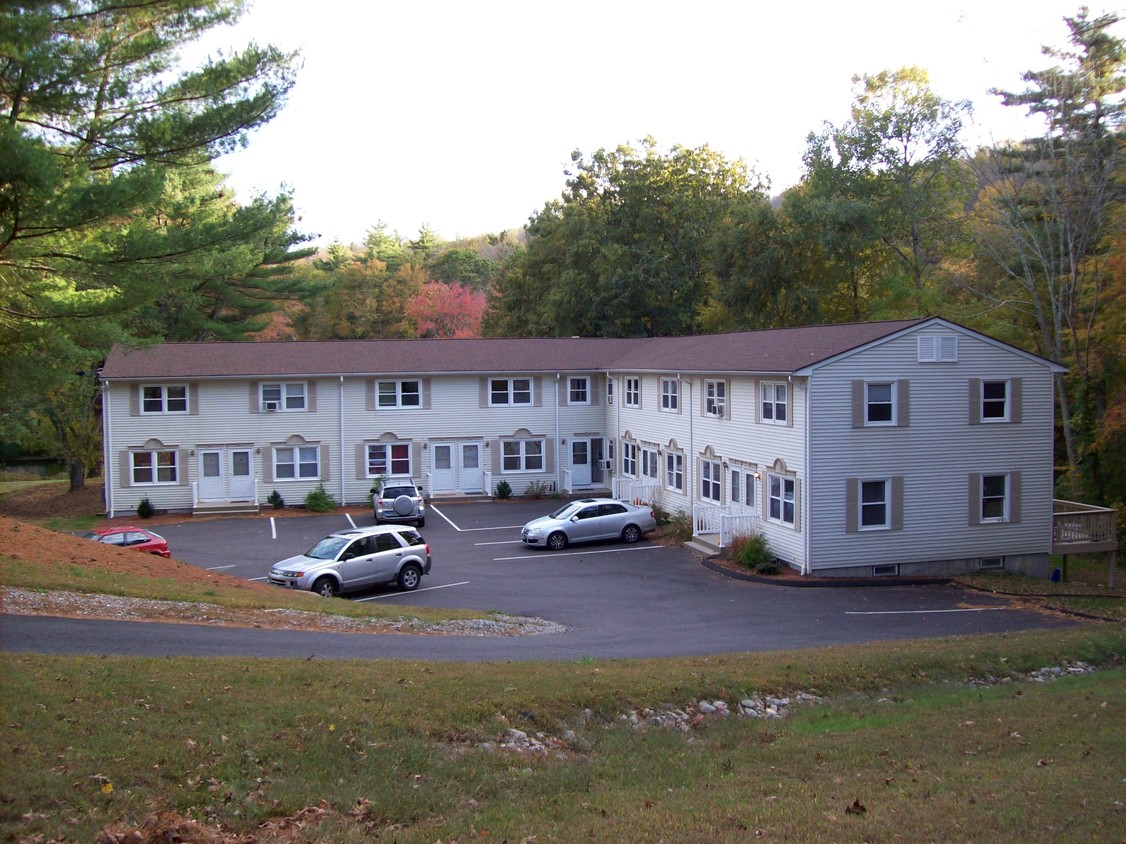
xmin=719 ymin=512 xmax=762 ymax=547
xmin=613 ymin=480 xmax=660 ymax=505
xmin=692 ymin=505 xmax=762 ymax=548
xmin=561 ymin=468 xmax=572 ymax=494
xmin=483 ymin=469 xmax=493 ymax=497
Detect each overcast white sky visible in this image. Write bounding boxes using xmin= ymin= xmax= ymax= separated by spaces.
xmin=192 ymin=1 xmax=1113 ymax=246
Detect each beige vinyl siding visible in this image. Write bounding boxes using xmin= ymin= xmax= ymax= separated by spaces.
xmin=806 ymin=329 xmax=1055 ymax=572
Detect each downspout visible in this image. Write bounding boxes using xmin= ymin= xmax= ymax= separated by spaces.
xmin=339 ymin=375 xmax=346 ymax=506
xmin=555 ymin=373 xmax=562 ymax=493
xmin=681 ymin=374 xmax=693 ymax=533
xmin=794 ymin=373 xmax=810 ymax=576
xmin=102 ymin=380 xmax=114 ymax=518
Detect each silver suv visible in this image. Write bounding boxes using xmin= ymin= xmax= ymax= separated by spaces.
xmin=267 ymin=525 xmax=431 ymax=596
xmin=373 ymin=477 xmax=425 ymax=527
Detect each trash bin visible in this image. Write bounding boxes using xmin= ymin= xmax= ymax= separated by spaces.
xmin=1051 ymin=567 xmax=1061 ymax=582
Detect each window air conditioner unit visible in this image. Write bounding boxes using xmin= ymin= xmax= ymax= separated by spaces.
xmin=600 ymin=460 xmax=613 ymax=470
xmin=264 ymin=401 xmax=279 ymax=411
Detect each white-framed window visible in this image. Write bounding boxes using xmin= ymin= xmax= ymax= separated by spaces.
xmin=502 ymin=438 xmax=544 ymax=472
xmin=704 ymin=380 xmax=726 ymax=418
xmin=860 ymin=479 xmax=890 ymax=529
xmin=569 ymin=376 xmax=589 ymax=405
xmin=607 ymin=379 xmax=614 ymax=405
xmin=981 ymin=380 xmax=1009 ymax=422
xmin=261 ymin=382 xmax=306 ymax=411
xmin=625 ymin=377 xmax=640 ymax=408
xmin=768 ymin=473 xmax=796 ymax=526
xmin=490 ymin=378 xmax=532 ymax=406
xmin=745 ymin=471 xmax=758 ymax=508
xmin=761 ymin=382 xmax=787 ymax=424
xmin=700 ymin=458 xmax=721 ymax=503
xmin=377 ymin=380 xmax=421 ymax=408
xmin=367 ymin=442 xmax=412 ymax=477
xmin=731 ymin=469 xmax=741 ymax=504
xmin=865 ymin=382 xmax=895 ymax=425
xmin=622 ymin=441 xmax=638 ymax=477
xmin=981 ymin=474 xmax=1009 ymax=522
xmin=642 ymin=447 xmax=659 ymax=480
xmin=661 ymin=378 xmax=679 ymax=412
xmin=665 ymin=451 xmax=684 ymax=492
xmin=141 ymin=385 xmax=188 ymax=414
xmin=918 ymin=335 xmax=958 ymax=362
xmin=131 ymin=449 xmax=178 ymax=484
xmin=274 ymin=445 xmax=319 ymax=479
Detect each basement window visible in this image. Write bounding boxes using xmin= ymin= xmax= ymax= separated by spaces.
xmin=979 ymin=557 xmax=1005 ymax=571
xmin=872 ymin=564 xmax=900 ymax=577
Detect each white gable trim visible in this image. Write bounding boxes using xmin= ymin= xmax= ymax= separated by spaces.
xmin=792 ymin=317 xmax=1066 ymax=376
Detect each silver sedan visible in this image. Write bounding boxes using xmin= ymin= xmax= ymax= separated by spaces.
xmin=520 ymin=498 xmax=657 ymax=550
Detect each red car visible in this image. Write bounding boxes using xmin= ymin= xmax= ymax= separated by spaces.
xmin=84 ymin=526 xmax=171 ymax=558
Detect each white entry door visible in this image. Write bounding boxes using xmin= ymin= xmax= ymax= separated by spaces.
xmin=430 ymin=444 xmax=455 ymax=493
xmin=229 ymin=449 xmax=254 ymax=500
xmin=459 ymin=442 xmax=483 ymax=492
xmin=571 ymin=439 xmax=592 ymax=487
xmin=198 ymin=450 xmax=224 ymax=501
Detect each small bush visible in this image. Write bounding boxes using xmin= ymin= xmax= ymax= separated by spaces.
xmin=729 ymin=532 xmax=779 ymax=574
xmin=267 ymin=489 xmax=285 ymax=510
xmin=651 ymin=504 xmax=670 ymax=526
xmin=495 ymin=480 xmax=512 ymax=500
xmin=663 ymin=509 xmax=692 ymax=543
xmin=525 ymin=480 xmax=550 ymax=499
xmin=136 ymin=497 xmax=155 ymax=519
xmin=304 ymin=483 xmax=337 ymax=512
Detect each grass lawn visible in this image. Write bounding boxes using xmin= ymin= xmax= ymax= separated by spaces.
xmin=2 ymin=481 xmax=1124 ymax=841
xmin=3 ymin=629 xmax=1124 ymax=842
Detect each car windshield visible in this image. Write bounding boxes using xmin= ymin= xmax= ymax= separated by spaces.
xmin=549 ymin=503 xmax=581 ymax=520
xmin=304 ymin=536 xmax=350 ymax=560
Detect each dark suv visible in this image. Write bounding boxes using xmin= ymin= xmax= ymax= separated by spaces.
xmin=372 ymin=478 xmax=425 ymax=527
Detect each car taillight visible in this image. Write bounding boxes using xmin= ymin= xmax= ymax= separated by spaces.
xmin=425 ymin=544 xmax=430 ymax=554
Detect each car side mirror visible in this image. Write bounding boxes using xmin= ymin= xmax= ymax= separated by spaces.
xmin=342 ymin=552 xmax=355 ymax=561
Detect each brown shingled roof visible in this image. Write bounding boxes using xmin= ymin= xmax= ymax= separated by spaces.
xmin=100 ymin=319 xmax=928 ymax=380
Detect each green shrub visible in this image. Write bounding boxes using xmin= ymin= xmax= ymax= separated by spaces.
xmin=525 ymin=480 xmax=550 ymax=499
xmin=495 ymin=480 xmax=512 ymax=500
xmin=304 ymin=483 xmax=337 ymax=512
xmin=651 ymin=504 xmax=671 ymax=526
xmin=136 ymin=497 xmax=155 ymax=519
xmin=267 ymin=489 xmax=285 ymax=510
xmin=729 ymin=532 xmax=779 ymax=573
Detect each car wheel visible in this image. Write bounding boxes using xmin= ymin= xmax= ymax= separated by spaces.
xmin=547 ymin=531 xmax=568 ymax=551
xmin=621 ymin=524 xmax=642 ymax=544
xmin=398 ymin=563 xmax=422 ymax=591
xmin=312 ymin=576 xmax=339 ymax=598
xmin=416 ymin=517 xmax=425 ymax=528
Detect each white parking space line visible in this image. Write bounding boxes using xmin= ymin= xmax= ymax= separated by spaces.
xmin=352 ymin=581 xmax=470 ymax=601
xmin=495 ymin=545 xmax=666 ymax=561
xmin=248 ymin=576 xmax=268 ymax=581
xmin=845 ymin=607 xmax=1010 ymax=615
xmin=475 ymin=539 xmax=525 ymax=546
xmin=206 ymin=565 xmax=236 ymax=571
xmin=429 ymin=504 xmax=524 ymax=533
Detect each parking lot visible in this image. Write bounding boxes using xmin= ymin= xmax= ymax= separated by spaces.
xmin=128 ymin=499 xmax=1082 ymax=661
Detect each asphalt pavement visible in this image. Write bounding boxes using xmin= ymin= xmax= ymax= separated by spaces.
xmin=1 ymin=500 xmax=1078 ymax=661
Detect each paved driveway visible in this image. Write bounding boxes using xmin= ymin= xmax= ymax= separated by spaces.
xmin=2 ymin=501 xmax=1077 ymax=661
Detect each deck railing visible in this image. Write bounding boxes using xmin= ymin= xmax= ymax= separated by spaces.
xmin=1052 ymin=499 xmax=1118 ymax=554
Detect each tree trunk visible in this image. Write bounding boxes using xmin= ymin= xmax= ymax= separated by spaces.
xmin=69 ymin=460 xmax=86 ymax=492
